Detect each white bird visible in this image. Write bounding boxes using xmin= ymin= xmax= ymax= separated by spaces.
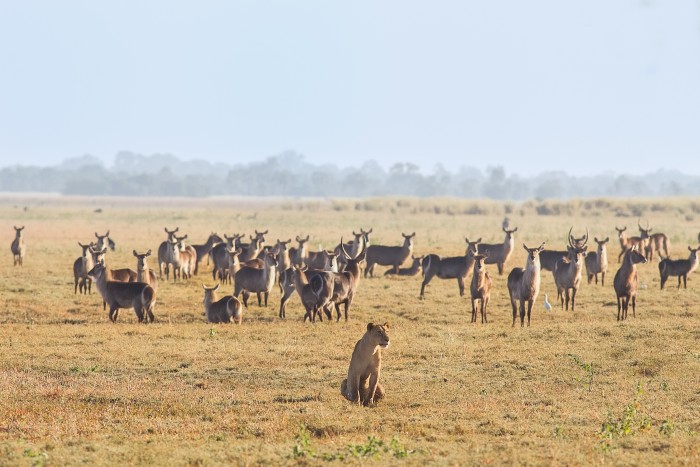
xmin=544 ymin=294 xmax=552 ymax=312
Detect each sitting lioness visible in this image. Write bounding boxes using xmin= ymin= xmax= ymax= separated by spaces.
xmin=341 ymin=322 xmax=390 ymax=406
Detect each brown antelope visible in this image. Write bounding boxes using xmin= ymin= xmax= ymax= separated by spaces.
xmin=157 ymin=226 xmax=179 ymax=279
xmin=638 ymin=221 xmax=670 ymax=261
xmin=202 ymin=283 xmax=243 ymax=324
xmin=507 ymin=242 xmax=546 ymax=327
xmin=658 ymin=246 xmax=700 ymax=290
xmin=133 ymin=249 xmax=159 ymax=292
xmin=210 ymin=234 xmax=244 ymax=283
xmin=615 ymin=226 xmax=646 ymax=263
xmin=239 ymin=229 xmax=267 ymax=262
xmin=234 ymin=251 xmax=278 ymax=307
xmin=11 ymin=226 xmax=26 ymax=266
xmin=279 ymin=249 xmax=338 ymax=319
xmin=90 ymin=247 xmax=138 ymax=283
xmin=274 ymin=239 xmax=293 ymax=272
xmin=539 ymin=228 xmax=586 ymax=272
xmin=73 ymin=242 xmax=95 ymax=294
xmin=470 ymin=254 xmax=492 ymax=324
xmin=553 ymin=231 xmax=588 ymax=311
xmin=292 ymin=266 xmax=334 ymax=322
xmin=306 ymin=250 xmax=339 ymax=272
xmin=613 ymin=247 xmax=647 ymax=321
xmin=477 ymin=226 xmax=517 ymax=275
xmin=94 ymin=230 xmax=116 ymax=252
xmin=289 ymin=235 xmax=310 ymax=267
xmin=326 ymin=240 xmax=367 ymax=321
xmin=336 ymin=228 xmax=373 ymax=272
xmin=585 ymin=237 xmax=609 ymax=286
xmin=419 ymin=237 xmax=480 ymax=299
xmin=365 ymin=232 xmax=415 ymax=277
xmin=88 ymin=262 xmax=156 ymax=323
xmin=384 ymin=255 xmax=423 ymax=276
xmin=192 ymin=233 xmax=223 ymax=275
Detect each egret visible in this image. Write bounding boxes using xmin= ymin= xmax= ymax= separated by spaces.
xmin=544 ymin=294 xmax=552 ymax=312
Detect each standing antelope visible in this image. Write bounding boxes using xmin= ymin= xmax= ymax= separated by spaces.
xmin=94 ymin=230 xmax=116 ymax=252
xmin=420 ymin=237 xmax=480 ymax=299
xmin=11 ymin=226 xmax=26 ymax=266
xmin=192 ymin=233 xmax=223 ymax=275
xmin=279 ymin=248 xmax=338 ymax=319
xmin=539 ymin=228 xmax=586 ymax=272
xmin=289 ymin=235 xmax=310 ymax=267
xmin=88 ymin=262 xmax=156 ymax=323
xmin=274 ymin=239 xmax=293 ymax=272
xmin=470 ymin=254 xmax=492 ymax=324
xmin=507 ymin=242 xmax=546 ymax=327
xmin=336 ymin=228 xmax=373 ymax=272
xmin=240 ymin=229 xmax=267 ymax=262
xmin=157 ymin=227 xmax=179 ymax=279
xmin=477 ymin=226 xmax=517 ymax=275
xmin=202 ymin=283 xmax=243 ymax=324
xmin=174 ymin=234 xmax=197 ymax=279
xmin=638 ymin=221 xmax=670 ymax=261
xmin=365 ymin=232 xmax=415 ymax=277
xmin=210 ymin=234 xmax=244 ymax=283
xmin=292 ymin=266 xmax=334 ymax=322
xmin=234 ymin=251 xmax=278 ymax=307
xmin=553 ymin=231 xmax=588 ymax=311
xmin=73 ymin=242 xmax=95 ymax=294
xmin=658 ymin=246 xmax=700 ymax=290
xmin=613 ymin=247 xmax=647 ymax=321
xmin=133 ymin=249 xmax=159 ymax=292
xmin=615 ymin=226 xmax=646 ymax=263
xmin=384 ymin=255 xmax=423 ymax=276
xmin=326 ymin=240 xmax=367 ymax=321
xmin=306 ymin=250 xmax=339 ymax=272
xmin=585 ymin=237 xmax=609 ymax=286
xmin=90 ymin=247 xmax=138 ymax=283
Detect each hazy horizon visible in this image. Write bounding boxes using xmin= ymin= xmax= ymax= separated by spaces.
xmin=1 ymin=1 xmax=699 ymax=176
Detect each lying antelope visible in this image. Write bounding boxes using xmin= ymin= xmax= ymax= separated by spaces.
xmin=638 ymin=221 xmax=670 ymax=261
xmin=553 ymin=230 xmax=588 ymax=311
xmin=507 ymin=242 xmax=545 ymax=327
xmin=658 ymin=246 xmax=700 ymax=290
xmin=365 ymin=232 xmax=415 ymax=277
xmin=477 ymin=226 xmax=517 ymax=275
xmin=326 ymin=240 xmax=367 ymax=321
xmin=615 ymin=226 xmax=646 ymax=263
xmin=133 ymin=249 xmax=159 ymax=292
xmin=202 ymin=283 xmax=243 ymax=324
xmin=419 ymin=237 xmax=480 ymax=299
xmin=73 ymin=242 xmax=94 ymax=294
xmin=88 ymin=262 xmax=155 ymax=323
xmin=157 ymin=226 xmax=179 ymax=279
xmin=292 ymin=266 xmax=334 ymax=322
xmin=470 ymin=254 xmax=492 ymax=324
xmin=384 ymin=255 xmax=423 ymax=276
xmin=234 ymin=251 xmax=278 ymax=307
xmin=192 ymin=233 xmax=223 ymax=275
xmin=11 ymin=226 xmax=26 ymax=266
xmin=613 ymin=247 xmax=647 ymax=321
xmin=585 ymin=237 xmax=609 ymax=286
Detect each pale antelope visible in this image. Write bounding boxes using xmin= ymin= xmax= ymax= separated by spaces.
xmin=478 ymin=226 xmax=517 ymax=275
xmin=419 ymin=237 xmax=480 ymax=299
xmin=552 ymin=230 xmax=588 ymax=311
xmin=73 ymin=242 xmax=94 ymax=294
xmin=292 ymin=266 xmax=334 ymax=322
xmin=326 ymin=240 xmax=367 ymax=321
xmin=234 ymin=251 xmax=278 ymax=307
xmin=615 ymin=226 xmax=646 ymax=263
xmin=88 ymin=262 xmax=156 ymax=323
xmin=507 ymin=242 xmax=546 ymax=327
xmin=585 ymin=237 xmax=609 ymax=286
xmin=658 ymin=246 xmax=700 ymax=290
xmin=133 ymin=249 xmax=159 ymax=292
xmin=94 ymin=230 xmax=116 ymax=252
xmin=365 ymin=232 xmax=415 ymax=277
xmin=192 ymin=233 xmax=223 ymax=275
xmin=289 ymin=235 xmax=310 ymax=267
xmin=202 ymin=283 xmax=243 ymax=324
xmin=470 ymin=254 xmax=492 ymax=324
xmin=10 ymin=226 xmax=26 ymax=266
xmin=638 ymin=221 xmax=670 ymax=261
xmin=613 ymin=247 xmax=647 ymax=321
xmin=174 ymin=234 xmax=197 ymax=280
xmin=157 ymin=226 xmax=179 ymax=279
xmin=384 ymin=255 xmax=423 ymax=276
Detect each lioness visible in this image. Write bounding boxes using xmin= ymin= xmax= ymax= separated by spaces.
xmin=340 ymin=322 xmax=390 ymax=406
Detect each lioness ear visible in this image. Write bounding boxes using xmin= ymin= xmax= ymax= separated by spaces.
xmin=383 ymin=322 xmax=390 ymax=328
xmin=367 ymin=322 xmax=374 ymax=332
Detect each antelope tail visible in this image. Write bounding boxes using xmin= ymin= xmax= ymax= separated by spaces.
xmin=310 ymin=274 xmax=324 ymax=299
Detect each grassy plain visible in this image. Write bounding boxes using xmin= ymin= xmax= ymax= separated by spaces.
xmin=1 ymin=194 xmax=699 ymax=465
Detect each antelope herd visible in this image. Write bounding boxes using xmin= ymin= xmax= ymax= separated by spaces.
xmin=7 ymin=221 xmax=700 ymax=326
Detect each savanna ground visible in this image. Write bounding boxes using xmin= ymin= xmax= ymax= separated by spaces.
xmin=1 ymin=194 xmax=699 ymax=466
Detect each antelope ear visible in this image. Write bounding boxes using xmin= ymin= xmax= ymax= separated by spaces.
xmin=604 ymin=237 xmax=609 ymax=242
xmin=146 ymin=249 xmax=152 ymax=256
xmin=133 ymin=250 xmax=138 ymax=257
xmin=513 ymin=227 xmax=518 ymax=232
xmin=522 ymin=243 xmax=528 ymax=252
xmin=367 ymin=322 xmax=374 ymax=332
xmin=689 ymin=246 xmax=693 ymax=252
xmin=383 ymin=322 xmax=390 ymax=328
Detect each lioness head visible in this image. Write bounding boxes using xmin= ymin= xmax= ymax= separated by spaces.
xmin=366 ymin=322 xmax=390 ymax=349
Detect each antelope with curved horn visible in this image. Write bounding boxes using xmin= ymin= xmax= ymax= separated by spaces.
xmin=11 ymin=226 xmax=26 ymax=266
xmin=658 ymin=246 xmax=700 ymax=290
xmin=539 ymin=228 xmax=587 ymax=272
xmin=553 ymin=228 xmax=588 ymax=311
xmin=638 ymin=220 xmax=670 ymax=261
xmin=470 ymin=253 xmax=492 ymax=324
xmin=202 ymin=283 xmax=243 ymax=324
xmin=73 ymin=242 xmax=95 ymax=294
xmin=133 ymin=249 xmax=159 ymax=292
xmin=613 ymin=246 xmax=647 ymax=321
xmin=507 ymin=242 xmax=546 ymax=327
xmin=477 ymin=226 xmax=517 ymax=275
xmin=420 ymin=237 xmax=480 ymax=299
xmin=365 ymin=232 xmax=415 ymax=277
xmin=326 ymin=239 xmax=367 ymax=321
xmin=279 ymin=248 xmax=338 ymax=319
xmin=292 ymin=266 xmax=334 ymax=322
xmin=615 ymin=226 xmax=646 ymax=263
xmin=585 ymin=236 xmax=609 ymax=286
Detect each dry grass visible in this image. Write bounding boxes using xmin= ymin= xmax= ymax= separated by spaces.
xmin=1 ymin=194 xmax=699 ymax=465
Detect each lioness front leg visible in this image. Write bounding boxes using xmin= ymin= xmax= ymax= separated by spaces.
xmin=365 ymin=371 xmax=380 ymax=406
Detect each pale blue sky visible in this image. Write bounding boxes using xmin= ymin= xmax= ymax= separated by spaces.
xmin=1 ymin=1 xmax=699 ymax=175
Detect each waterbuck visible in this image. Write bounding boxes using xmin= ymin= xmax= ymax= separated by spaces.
xmin=615 ymin=226 xmax=646 ymax=263
xmin=292 ymin=266 xmax=334 ymax=322
xmin=274 ymin=239 xmax=293 ymax=272
xmin=613 ymin=247 xmax=647 ymax=321
xmin=585 ymin=237 xmax=609 ymax=286
xmin=90 ymin=247 xmax=138 ymax=283
xmin=73 ymin=242 xmax=95 ymax=294
xmin=539 ymin=227 xmax=586 ymax=272
xmin=234 ymin=251 xmax=278 ymax=307
xmin=365 ymin=232 xmax=415 ymax=277
xmin=507 ymin=242 xmax=546 ymax=327
xmin=289 ymin=235 xmax=310 ymax=267
xmin=279 ymin=249 xmax=339 ymax=319
xmin=477 ymin=226 xmax=517 ymax=275
xmin=157 ymin=226 xmax=179 ymax=279
xmin=638 ymin=221 xmax=670 ymax=261
xmin=202 ymin=283 xmax=243 ymax=324
xmin=336 ymin=228 xmax=371 ymax=272
xmin=174 ymin=234 xmax=197 ymax=279
xmin=306 ymin=250 xmax=339 ymax=272
xmin=239 ymin=229 xmax=268 ymax=263
xmin=88 ymin=262 xmax=156 ymax=323
xmin=11 ymin=226 xmax=26 ymax=266
xmin=384 ymin=255 xmax=423 ymax=276
xmin=470 ymin=254 xmax=492 ymax=324
xmin=552 ymin=231 xmax=588 ymax=311
xmin=94 ymin=230 xmax=116 ymax=252
xmin=419 ymin=237 xmax=480 ymax=299
xmin=133 ymin=249 xmax=159 ymax=293
xmin=658 ymin=246 xmax=700 ymax=290
xmin=210 ymin=234 xmax=244 ymax=283
xmin=192 ymin=233 xmax=223 ymax=275
xmin=326 ymin=240 xmax=367 ymax=321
